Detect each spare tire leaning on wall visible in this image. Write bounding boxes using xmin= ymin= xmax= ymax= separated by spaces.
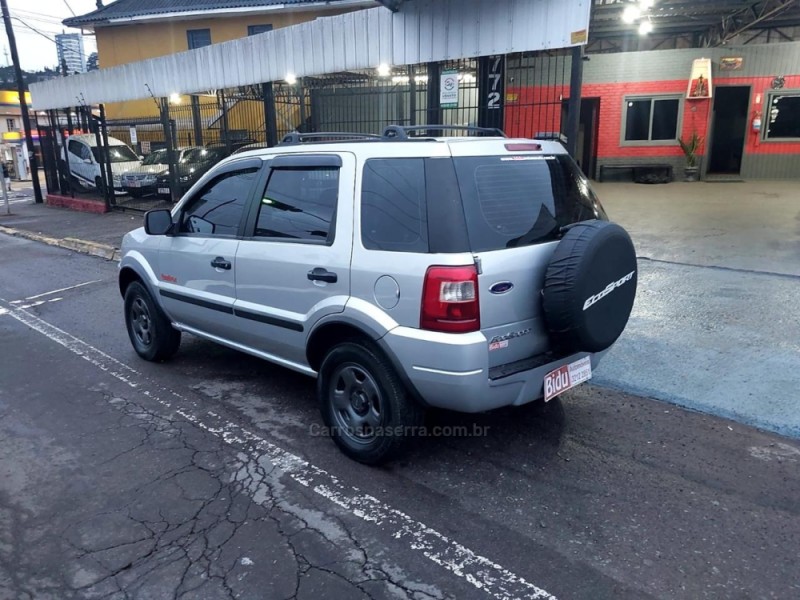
xmin=542 ymin=220 xmax=638 ymax=353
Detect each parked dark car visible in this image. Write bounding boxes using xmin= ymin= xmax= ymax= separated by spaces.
xmin=155 ymin=146 xmax=230 ymax=198
xmin=122 ymin=148 xmax=195 ymax=198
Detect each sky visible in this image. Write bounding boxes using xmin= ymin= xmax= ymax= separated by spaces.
xmin=3 ymin=0 xmax=99 ymax=71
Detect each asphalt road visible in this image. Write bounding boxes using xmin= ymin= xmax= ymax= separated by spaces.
xmin=1 ymin=232 xmax=798 ymax=600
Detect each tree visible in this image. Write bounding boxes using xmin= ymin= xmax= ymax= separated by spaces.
xmin=86 ymin=51 xmax=99 ymax=71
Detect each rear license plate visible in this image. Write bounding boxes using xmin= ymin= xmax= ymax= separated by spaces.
xmin=543 ymin=356 xmax=592 ymax=402
xmin=158 ymin=187 xmax=170 ymax=195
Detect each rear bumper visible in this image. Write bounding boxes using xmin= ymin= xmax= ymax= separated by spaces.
xmin=383 ymin=326 xmax=607 ymax=413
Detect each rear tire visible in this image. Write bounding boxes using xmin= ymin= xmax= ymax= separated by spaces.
xmin=318 ymin=341 xmax=424 ymax=465
xmin=124 ymin=281 xmax=181 ymax=361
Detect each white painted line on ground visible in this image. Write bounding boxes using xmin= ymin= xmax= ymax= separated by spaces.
xmin=3 ymin=302 xmax=556 ymax=600
xmin=20 ymin=279 xmax=102 ymax=301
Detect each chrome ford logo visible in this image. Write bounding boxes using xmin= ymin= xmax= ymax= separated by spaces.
xmin=489 ymin=281 xmax=514 ymax=294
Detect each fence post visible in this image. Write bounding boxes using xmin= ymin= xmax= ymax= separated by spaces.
xmin=478 ymin=55 xmax=506 ymax=132
xmin=565 ymin=45 xmax=584 ymax=159
xmin=297 ymin=79 xmax=307 ymax=132
xmin=426 ymin=62 xmax=442 ymax=128
xmin=190 ymin=95 xmax=204 ymax=147
xmin=262 ymin=82 xmax=278 ymax=146
xmin=58 ymin=109 xmax=74 ymax=197
xmin=160 ymin=98 xmax=181 ymax=204
xmin=99 ymin=104 xmax=115 ymax=209
xmin=219 ymin=90 xmax=232 ymax=154
xmin=408 ymin=65 xmax=417 ymax=126
xmin=91 ymin=112 xmax=112 ymax=210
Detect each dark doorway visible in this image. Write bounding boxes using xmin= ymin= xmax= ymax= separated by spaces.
xmin=561 ymin=97 xmax=600 ymax=179
xmin=708 ymin=86 xmax=750 ymax=174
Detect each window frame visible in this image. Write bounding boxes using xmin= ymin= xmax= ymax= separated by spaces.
xmin=620 ymin=94 xmax=684 ymax=147
xmin=174 ymin=158 xmax=264 ymax=239
xmin=763 ymin=89 xmax=800 ymax=143
xmin=242 ymin=156 xmax=342 ymax=246
xmin=186 ymin=28 xmax=212 ymax=50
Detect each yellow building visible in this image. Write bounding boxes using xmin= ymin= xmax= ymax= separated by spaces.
xmin=64 ymin=0 xmax=374 ymax=124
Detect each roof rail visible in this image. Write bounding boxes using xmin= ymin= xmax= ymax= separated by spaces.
xmin=382 ymin=125 xmax=507 ymax=139
xmin=278 ymin=131 xmax=382 ymax=146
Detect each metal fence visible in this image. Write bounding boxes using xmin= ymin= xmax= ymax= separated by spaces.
xmin=39 ymin=50 xmax=574 ymax=213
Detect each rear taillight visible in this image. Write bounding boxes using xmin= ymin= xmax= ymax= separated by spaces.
xmin=420 ymin=265 xmax=480 ymax=333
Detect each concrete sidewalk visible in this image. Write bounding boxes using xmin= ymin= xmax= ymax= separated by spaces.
xmin=0 ymin=200 xmax=140 ymax=259
xmin=595 ymin=180 xmax=800 ymax=438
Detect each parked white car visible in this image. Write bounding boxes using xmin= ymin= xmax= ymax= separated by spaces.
xmin=61 ymin=134 xmax=142 ymax=194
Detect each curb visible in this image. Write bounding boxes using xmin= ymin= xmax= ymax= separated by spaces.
xmin=46 ymin=194 xmax=109 ymax=214
xmin=0 ymin=225 xmax=120 ymax=261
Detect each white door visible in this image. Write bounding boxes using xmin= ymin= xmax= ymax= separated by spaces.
xmin=158 ymin=159 xmax=264 ymax=340
xmin=233 ymin=153 xmax=355 ymax=366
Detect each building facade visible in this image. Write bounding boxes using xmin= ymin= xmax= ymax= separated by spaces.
xmin=55 ymin=33 xmax=87 ymax=75
xmin=506 ymin=42 xmax=800 ymax=180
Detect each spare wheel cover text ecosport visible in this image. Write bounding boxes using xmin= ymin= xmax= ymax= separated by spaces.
xmin=542 ymin=220 xmax=637 ymax=353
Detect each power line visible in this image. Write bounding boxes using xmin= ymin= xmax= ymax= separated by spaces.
xmin=62 ymin=0 xmax=76 ymax=16
xmin=9 ymin=16 xmax=56 ymax=43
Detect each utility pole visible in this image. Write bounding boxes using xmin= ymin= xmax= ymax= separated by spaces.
xmin=1 ymin=0 xmax=44 ymax=203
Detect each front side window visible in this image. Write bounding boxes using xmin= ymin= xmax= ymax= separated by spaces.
xmin=623 ymin=96 xmax=681 ymax=143
xmin=92 ymin=145 xmax=139 ymax=164
xmin=765 ymin=92 xmax=800 ymax=140
xmin=255 ymin=167 xmax=339 ymax=243
xmin=361 ymin=158 xmax=428 ymax=253
xmin=179 ymin=168 xmax=259 ymax=236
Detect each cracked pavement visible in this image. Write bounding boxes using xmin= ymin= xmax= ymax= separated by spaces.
xmin=1 ymin=232 xmax=799 ymax=599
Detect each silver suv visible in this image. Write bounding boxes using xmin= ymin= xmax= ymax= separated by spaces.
xmin=119 ymin=125 xmax=637 ymax=464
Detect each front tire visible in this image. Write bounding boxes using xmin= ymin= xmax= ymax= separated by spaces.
xmin=318 ymin=341 xmax=424 ymax=465
xmin=124 ymin=281 xmax=181 ymax=361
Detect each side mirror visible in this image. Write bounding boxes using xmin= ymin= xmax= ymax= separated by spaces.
xmin=138 ymin=155 xmax=145 ymax=160
xmin=83 ymin=158 xmax=92 ymax=164
xmin=144 ymin=209 xmax=173 ymax=236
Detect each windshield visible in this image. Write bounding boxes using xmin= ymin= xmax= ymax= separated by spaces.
xmin=453 ymin=154 xmax=607 ymax=252
xmin=92 ymin=144 xmax=140 ymax=164
xmin=181 ymin=147 xmax=224 ymax=164
xmin=141 ymin=149 xmax=167 ymax=165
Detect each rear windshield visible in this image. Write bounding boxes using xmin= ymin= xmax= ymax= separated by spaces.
xmin=453 ymin=155 xmax=607 ymax=252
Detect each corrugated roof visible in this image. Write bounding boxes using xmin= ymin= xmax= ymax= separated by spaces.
xmin=64 ymin=0 xmax=373 ymax=27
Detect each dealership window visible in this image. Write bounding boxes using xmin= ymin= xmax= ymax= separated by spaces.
xmin=622 ymin=96 xmax=681 ymax=144
xmin=765 ymin=92 xmax=800 ymax=140
xmin=187 ymin=29 xmax=212 ymax=50
xmin=248 ymin=24 xmax=273 ymax=36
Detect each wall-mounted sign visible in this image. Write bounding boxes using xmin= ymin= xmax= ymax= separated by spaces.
xmin=720 ymin=57 xmax=743 ymax=71
xmin=440 ymin=69 xmax=459 ymax=108
xmin=140 ymin=140 xmax=151 ymax=154
xmin=687 ymin=58 xmax=712 ymax=99
xmin=129 ymin=127 xmax=138 ymax=145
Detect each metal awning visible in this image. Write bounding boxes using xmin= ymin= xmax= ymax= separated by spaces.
xmin=31 ymin=0 xmax=592 ymax=110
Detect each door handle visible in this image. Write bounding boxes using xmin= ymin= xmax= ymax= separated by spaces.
xmin=307 ymin=267 xmax=337 ymax=283
xmin=210 ymin=256 xmax=232 ymax=270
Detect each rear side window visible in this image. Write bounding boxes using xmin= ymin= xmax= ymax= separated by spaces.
xmin=256 ymin=167 xmax=339 ymax=243
xmin=361 ymin=159 xmax=428 ymax=253
xmin=453 ymin=155 xmax=606 ymax=252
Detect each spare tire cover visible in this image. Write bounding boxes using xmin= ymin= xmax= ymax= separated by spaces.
xmin=542 ymin=220 xmax=637 ymax=353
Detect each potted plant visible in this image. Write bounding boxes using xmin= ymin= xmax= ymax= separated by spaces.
xmin=678 ymin=132 xmax=703 ymax=182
